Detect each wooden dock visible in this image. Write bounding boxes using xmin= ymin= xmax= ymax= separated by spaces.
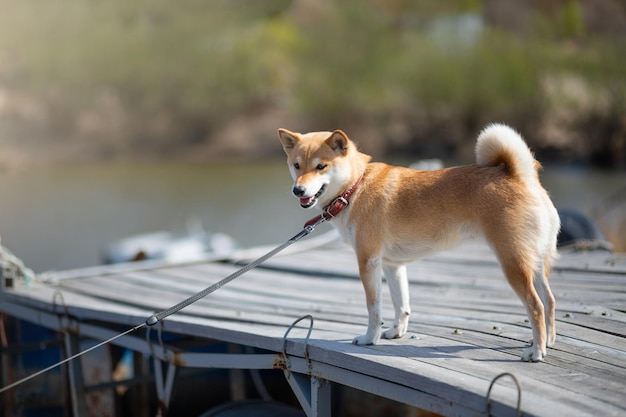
xmin=2 ymin=230 xmax=626 ymax=417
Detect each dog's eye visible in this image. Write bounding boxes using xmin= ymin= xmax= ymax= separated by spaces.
xmin=293 ymin=163 xmax=300 ymax=170
xmin=316 ymin=164 xmax=327 ymax=171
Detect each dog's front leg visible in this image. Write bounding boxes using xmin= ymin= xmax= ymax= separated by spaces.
xmin=353 ymin=256 xmax=383 ymax=345
xmin=382 ymin=263 xmax=411 ymax=339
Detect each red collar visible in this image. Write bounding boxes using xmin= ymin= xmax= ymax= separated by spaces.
xmin=304 ymin=175 xmax=362 ymax=228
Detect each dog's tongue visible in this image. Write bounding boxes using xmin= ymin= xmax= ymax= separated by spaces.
xmin=300 ymin=196 xmax=314 ymax=206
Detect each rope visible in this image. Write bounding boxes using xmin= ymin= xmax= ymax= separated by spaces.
xmin=0 ymin=242 xmax=35 ymax=288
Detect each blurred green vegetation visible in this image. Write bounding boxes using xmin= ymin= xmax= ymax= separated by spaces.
xmin=0 ymin=0 xmax=624 ymax=166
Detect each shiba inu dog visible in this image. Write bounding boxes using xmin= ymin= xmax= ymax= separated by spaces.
xmin=278 ymin=124 xmax=560 ymax=362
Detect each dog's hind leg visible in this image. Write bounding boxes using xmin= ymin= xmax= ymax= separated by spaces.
xmin=536 ymin=258 xmax=557 ymax=347
xmin=382 ymin=263 xmax=411 ymax=339
xmin=500 ymin=256 xmax=547 ymax=362
xmin=538 ymin=203 xmax=559 ymax=348
xmin=353 ymin=256 xmax=384 ymax=345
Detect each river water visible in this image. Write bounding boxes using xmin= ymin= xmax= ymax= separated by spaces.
xmin=0 ymin=159 xmax=623 ymax=272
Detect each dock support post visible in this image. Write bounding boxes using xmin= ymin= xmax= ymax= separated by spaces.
xmin=228 ymin=343 xmax=246 ymax=400
xmin=311 ymin=376 xmax=331 ymax=417
xmin=63 ymin=332 xmax=88 ymax=417
xmin=284 ymin=371 xmax=331 ymax=417
xmin=134 ymin=351 xmax=151 ymax=417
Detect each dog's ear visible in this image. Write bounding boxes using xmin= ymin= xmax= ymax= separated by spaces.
xmin=278 ymin=128 xmax=300 ymax=153
xmin=326 ymin=130 xmax=350 ymax=155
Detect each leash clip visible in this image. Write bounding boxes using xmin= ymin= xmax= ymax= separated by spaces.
xmin=304 ymin=215 xmax=326 ymax=232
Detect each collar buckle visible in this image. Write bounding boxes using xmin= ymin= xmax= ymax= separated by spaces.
xmin=324 ymin=196 xmax=349 ymax=220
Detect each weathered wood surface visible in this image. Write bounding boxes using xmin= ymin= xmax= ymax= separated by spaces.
xmin=2 ymin=234 xmax=626 ymax=417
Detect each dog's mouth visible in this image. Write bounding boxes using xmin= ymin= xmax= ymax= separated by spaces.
xmin=299 ymin=185 xmax=327 ymax=208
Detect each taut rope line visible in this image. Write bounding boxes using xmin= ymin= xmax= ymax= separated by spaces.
xmin=0 ymin=216 xmax=328 ymax=394
xmin=0 ymin=323 xmax=145 ymax=394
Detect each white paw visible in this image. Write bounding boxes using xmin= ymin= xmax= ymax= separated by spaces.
xmin=521 ymin=345 xmax=546 ymax=362
xmin=383 ymin=324 xmax=407 ymax=340
xmin=352 ymin=334 xmax=378 ymax=345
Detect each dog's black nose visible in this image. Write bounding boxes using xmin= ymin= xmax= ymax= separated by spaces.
xmin=292 ymin=185 xmax=306 ymax=197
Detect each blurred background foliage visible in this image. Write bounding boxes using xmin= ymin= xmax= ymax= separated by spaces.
xmin=0 ymin=0 xmax=624 ymax=167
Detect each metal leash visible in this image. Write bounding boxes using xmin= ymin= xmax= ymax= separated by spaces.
xmin=0 ymin=216 xmax=327 ymax=394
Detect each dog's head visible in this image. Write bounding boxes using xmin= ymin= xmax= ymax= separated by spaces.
xmin=278 ymin=129 xmax=364 ymax=209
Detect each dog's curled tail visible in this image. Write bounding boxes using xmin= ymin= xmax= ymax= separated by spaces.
xmin=475 ymin=123 xmax=538 ymax=180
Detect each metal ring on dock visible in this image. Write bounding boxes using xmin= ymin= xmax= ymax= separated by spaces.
xmin=52 ymin=290 xmax=74 ymax=332
xmin=281 ymin=315 xmax=314 ymax=373
xmin=145 ymin=319 xmax=166 ymax=359
xmin=485 ymin=372 xmax=522 ymax=417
